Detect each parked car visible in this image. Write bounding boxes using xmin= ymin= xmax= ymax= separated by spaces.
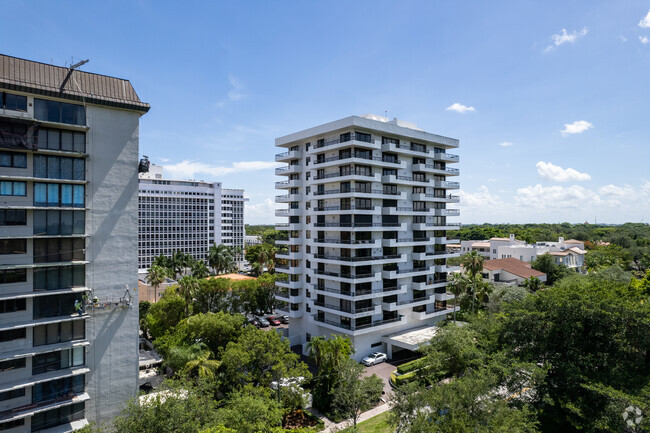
xmin=279 ymin=315 xmax=289 ymax=324
xmin=361 ymin=352 xmax=388 ymax=366
xmin=256 ymin=317 xmax=270 ymax=327
xmin=248 ymin=318 xmax=262 ymax=328
xmin=266 ymin=316 xmax=281 ymax=326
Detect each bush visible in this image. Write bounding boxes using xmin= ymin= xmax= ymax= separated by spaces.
xmin=392 ymin=371 xmax=416 ymax=387
xmin=396 ymin=359 xmax=424 ymax=375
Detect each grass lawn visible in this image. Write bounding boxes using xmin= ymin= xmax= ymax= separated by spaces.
xmin=340 ymin=411 xmax=393 ymax=433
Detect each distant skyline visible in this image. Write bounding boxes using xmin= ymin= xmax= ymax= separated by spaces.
xmin=2 ymin=1 xmax=649 ymax=224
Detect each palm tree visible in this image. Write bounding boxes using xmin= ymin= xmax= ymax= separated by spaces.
xmin=171 ymin=251 xmax=193 ymax=278
xmin=145 ymin=265 xmax=168 ymax=302
xmin=523 ymin=276 xmax=543 ymax=292
xmin=475 ymin=278 xmax=493 ymax=309
xmin=448 ymin=272 xmax=469 ymax=323
xmin=191 ymin=260 xmax=210 ymax=279
xmin=152 ymin=254 xmax=172 ymax=269
xmin=207 ymin=243 xmax=235 ymax=275
xmin=182 ymin=344 xmax=220 ymax=380
xmin=461 ymin=251 xmax=485 ymax=314
xmin=177 ymin=275 xmax=199 ymax=316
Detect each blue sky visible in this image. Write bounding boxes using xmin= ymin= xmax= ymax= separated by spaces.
xmin=3 ymin=1 xmax=650 ymax=224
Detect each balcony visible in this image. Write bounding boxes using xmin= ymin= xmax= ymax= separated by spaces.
xmin=312 ymin=253 xmax=405 ymax=266
xmin=433 ymin=208 xmax=460 ymax=217
xmin=275 ymin=193 xmax=302 ymax=203
xmin=312 ymin=188 xmax=405 ymax=200
xmin=433 ymin=180 xmax=460 ymax=189
xmin=312 ymin=300 xmax=379 ymax=317
xmin=313 ymin=205 xmax=378 ymax=215
xmin=312 ymin=222 xmax=406 ymax=231
xmin=312 ymin=238 xmax=380 ymax=248
xmin=411 ymin=163 xmax=460 ymax=176
xmin=275 ymin=179 xmax=301 ymax=189
xmin=275 ymin=222 xmax=302 ymax=231
xmin=381 ymin=142 xmax=430 ymax=155
xmin=275 ymin=165 xmax=301 ymax=175
xmin=382 ymin=206 xmax=432 ymax=215
xmin=275 ymin=290 xmax=303 ymax=303
xmin=275 ymin=280 xmax=302 ymax=289
xmin=411 ymin=193 xmax=460 ymax=203
xmin=413 ymin=305 xmax=457 ymax=320
xmin=313 ymin=284 xmax=407 ymax=301
xmin=311 ymin=171 xmax=380 ymax=184
xmin=411 ymin=223 xmax=461 ymax=231
xmin=382 ymin=295 xmax=433 ymax=311
xmin=382 ymin=237 xmax=431 ymax=247
xmin=312 ymin=270 xmax=381 ymax=283
xmin=432 ymin=152 xmax=460 ymax=163
xmin=275 ymin=149 xmax=302 ymax=162
xmin=382 ymin=266 xmax=433 ymax=279
xmin=312 ymin=133 xmax=377 ymax=150
xmin=276 ymin=237 xmax=302 ymax=246
xmin=381 ymin=174 xmax=430 ymax=186
xmin=412 ymin=279 xmax=448 ymax=290
xmin=312 ymin=314 xmax=405 ymax=335
xmin=275 ymin=208 xmax=302 ymax=217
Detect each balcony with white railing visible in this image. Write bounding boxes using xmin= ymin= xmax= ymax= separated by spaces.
xmin=411 ymin=163 xmax=460 ymax=176
xmin=311 ymin=238 xmax=381 ymax=249
xmin=275 ymin=179 xmax=301 ymax=189
xmin=413 ymin=305 xmax=457 ymax=320
xmin=275 ymin=193 xmax=302 ymax=203
xmin=311 ymin=300 xmax=380 ymax=318
xmin=412 ymin=278 xmax=448 ymax=290
xmin=411 ymin=193 xmax=460 ymax=203
xmin=311 ymin=187 xmax=406 ymax=200
xmin=312 ymin=283 xmax=407 ymax=301
xmin=312 ymin=253 xmax=406 ymax=266
xmin=433 ymin=180 xmax=460 ymax=189
xmin=311 ymin=314 xmax=405 ymax=335
xmin=411 ymin=223 xmax=461 ymax=231
xmin=381 ymin=237 xmax=432 ymax=247
xmin=310 ymin=133 xmax=379 ymax=152
xmin=311 ymin=171 xmax=381 ymax=184
xmin=312 ymin=205 xmax=378 ymax=215
xmin=275 ymin=149 xmax=302 ymax=162
xmin=381 ymin=174 xmax=430 ymax=186
xmin=312 ymin=269 xmax=381 ymax=284
xmin=380 ymin=141 xmax=430 ymax=156
xmin=432 ymin=152 xmax=460 ymax=163
xmin=382 ymin=266 xmax=434 ymax=280
xmin=382 ymin=295 xmax=433 ymax=311
xmin=275 ymin=222 xmax=302 ymax=231
xmin=275 ymin=164 xmax=301 ymax=175
xmin=275 ymin=208 xmax=302 ymax=217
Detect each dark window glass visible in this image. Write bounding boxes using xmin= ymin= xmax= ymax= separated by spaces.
xmin=0 ymin=298 xmax=26 ymax=313
xmin=0 ymin=209 xmax=26 ymax=226
xmin=34 ymin=99 xmax=86 ymax=126
xmin=0 ymin=151 xmax=27 ymax=168
xmin=0 ymin=358 xmax=25 ymax=372
xmin=0 ymin=269 xmax=27 ymax=284
xmin=61 ymin=132 xmax=74 ymax=151
xmin=34 ymin=183 xmax=85 ymax=207
xmin=31 ymin=402 xmax=84 ymax=431
xmin=3 ymin=93 xmax=27 ymax=111
xmin=0 ymin=181 xmax=26 ymax=196
xmin=0 ymin=328 xmax=26 ymax=342
xmin=33 ymin=293 xmax=84 ymax=319
xmin=0 ymin=419 xmax=25 ymax=431
xmin=0 ymin=239 xmax=26 ymax=254
xmin=0 ymin=387 xmax=25 ymax=402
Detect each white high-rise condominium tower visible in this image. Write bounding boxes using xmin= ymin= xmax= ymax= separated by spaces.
xmin=0 ymin=55 xmax=149 ymax=431
xmin=274 ymin=114 xmax=460 ymax=361
xmin=138 ymin=164 xmax=246 ymax=272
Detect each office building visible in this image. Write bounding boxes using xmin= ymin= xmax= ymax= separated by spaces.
xmin=0 ymin=55 xmax=149 ymax=431
xmin=274 ymin=114 xmax=460 ymax=360
xmin=138 ymin=164 xmax=246 ymax=272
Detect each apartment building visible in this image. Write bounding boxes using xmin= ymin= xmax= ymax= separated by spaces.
xmin=138 ymin=164 xmax=246 ymax=271
xmin=0 ymin=55 xmax=148 ymax=431
xmin=274 ymin=114 xmax=460 ymax=360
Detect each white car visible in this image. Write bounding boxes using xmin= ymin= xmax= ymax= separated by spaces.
xmin=361 ymin=352 xmax=388 ymax=366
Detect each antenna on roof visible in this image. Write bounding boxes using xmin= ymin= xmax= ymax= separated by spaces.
xmin=60 ymin=58 xmax=89 ymax=94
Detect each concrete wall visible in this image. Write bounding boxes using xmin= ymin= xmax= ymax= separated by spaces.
xmin=84 ymin=104 xmax=141 ymax=424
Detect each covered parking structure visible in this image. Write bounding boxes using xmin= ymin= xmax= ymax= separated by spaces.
xmin=382 ymin=325 xmax=441 ymax=360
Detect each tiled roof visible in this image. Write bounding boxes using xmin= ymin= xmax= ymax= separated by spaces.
xmin=471 ymin=242 xmax=490 ymax=248
xmin=483 ymin=258 xmax=546 ymax=279
xmin=0 ymin=54 xmax=150 ymax=112
xmin=564 ymin=239 xmax=584 ymax=244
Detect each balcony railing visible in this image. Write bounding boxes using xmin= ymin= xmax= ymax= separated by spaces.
xmin=313 ymin=315 xmax=403 ymax=330
xmin=313 ymin=270 xmax=375 ymax=279
xmin=275 ymin=165 xmax=299 ymax=174
xmin=390 ymin=143 xmax=429 ymax=154
xmin=314 ymin=133 xmax=373 ymax=149
xmin=313 ymin=254 xmax=401 ymax=262
xmin=313 ymin=301 xmax=375 ymax=314
xmin=314 ymin=205 xmax=375 ymax=212
xmin=314 ymin=171 xmax=374 ymax=180
xmin=313 ymin=188 xmax=399 ymax=196
xmin=314 ymin=238 xmax=376 ymax=245
xmin=313 ymin=222 xmax=400 ymax=228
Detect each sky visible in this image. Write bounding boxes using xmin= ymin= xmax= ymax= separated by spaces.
xmin=2 ymin=1 xmax=650 ymax=225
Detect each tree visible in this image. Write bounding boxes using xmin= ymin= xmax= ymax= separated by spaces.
xmin=146 ymin=265 xmax=168 ymax=302
xmin=177 ymin=275 xmax=199 ymax=317
xmin=152 ymin=253 xmax=173 ymax=270
xmin=191 ymin=260 xmax=211 ymax=279
xmin=474 ymin=277 xmax=493 ymax=308
xmin=218 ymin=326 xmax=310 ymax=392
xmin=215 ymin=390 xmax=284 ymax=433
xmin=208 ymin=244 xmax=236 ymax=275
xmin=171 ymin=250 xmax=193 ymax=278
xmin=246 ymin=244 xmax=277 ymax=276
xmin=307 ymin=334 xmax=354 ymax=412
xmin=447 ymin=273 xmax=469 ymax=323
xmin=144 ymin=291 xmax=187 ymax=340
xmin=531 ymin=253 xmax=571 ymax=285
xmin=461 ymin=251 xmax=484 ymax=313
xmin=523 ymin=276 xmax=543 ymax=292
xmin=331 ymin=358 xmax=383 ymax=428
xmin=182 ymin=346 xmax=220 ymax=381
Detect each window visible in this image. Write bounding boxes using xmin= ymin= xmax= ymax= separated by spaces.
xmin=0 ymin=357 xmax=25 ymax=373
xmin=0 ymin=387 xmax=25 ymax=402
xmin=0 ymin=298 xmax=26 ymax=314
xmin=37 ymin=128 xmax=86 ymax=152
xmin=382 ymin=136 xmax=399 ymax=145
xmin=0 ymin=268 xmax=26 ymax=284
xmin=33 ymin=238 xmax=85 ymax=263
xmin=34 ymin=155 xmax=85 ymax=180
xmin=32 ymin=374 xmax=84 ymax=404
xmin=33 ymin=320 xmax=85 ymax=346
xmin=34 ymin=183 xmax=85 ymax=207
xmin=0 ymin=209 xmax=26 ymax=226
xmin=1 ymin=92 xmax=27 ymax=111
xmin=0 ymin=419 xmax=24 ymax=431
xmin=0 ymin=239 xmax=26 ymax=254
xmin=32 ymin=347 xmax=85 ymax=375
xmin=0 ymin=328 xmax=26 ymax=342
xmin=30 ymin=402 xmax=85 ymax=431
xmin=34 ymin=99 xmax=86 ymax=126
xmin=33 ymin=265 xmax=85 ymax=291
xmin=0 ymin=180 xmax=26 ymax=196
xmin=355 ymin=132 xmax=371 ymax=143
xmin=33 ymin=210 xmax=85 ymax=235
xmin=0 ymin=150 xmax=27 ymax=168
xmin=33 ymin=293 xmax=84 ymax=319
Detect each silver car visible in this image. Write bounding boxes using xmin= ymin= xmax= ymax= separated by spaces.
xmin=361 ymin=352 xmax=387 ymax=366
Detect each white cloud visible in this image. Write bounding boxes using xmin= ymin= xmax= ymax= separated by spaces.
xmin=545 ymin=27 xmax=588 ymax=52
xmin=515 ymin=184 xmax=600 ymax=209
xmin=561 ymin=120 xmax=593 ymax=136
xmin=446 ymin=103 xmax=476 ymax=113
xmin=536 ymin=161 xmax=591 ymax=182
xmin=215 ymin=75 xmax=246 ymax=108
xmin=163 ymin=160 xmax=279 ymax=180
xmin=458 ymin=185 xmax=502 ymax=209
xmin=245 ymin=198 xmax=276 ymax=223
xmin=639 ymin=10 xmax=650 ymax=28
xmin=640 ymin=36 xmax=649 ymax=44
xmin=498 ymin=141 xmax=514 ymax=147
xmin=617 ymin=35 xmax=628 ymax=42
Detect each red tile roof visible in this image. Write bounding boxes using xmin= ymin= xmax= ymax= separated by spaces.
xmin=483 ymin=258 xmax=546 ymax=279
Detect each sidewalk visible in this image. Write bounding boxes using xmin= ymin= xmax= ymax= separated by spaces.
xmin=317 ymin=402 xmax=392 ymax=432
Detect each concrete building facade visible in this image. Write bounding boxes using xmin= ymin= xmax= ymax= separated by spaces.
xmin=274 ymin=114 xmax=460 ymax=360
xmin=0 ymin=55 xmax=148 ymax=431
xmin=138 ymin=164 xmax=246 ymax=272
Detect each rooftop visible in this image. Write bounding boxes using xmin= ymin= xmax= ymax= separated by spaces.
xmin=483 ymin=258 xmax=546 ymax=279
xmin=0 ymin=54 xmax=150 ymax=112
